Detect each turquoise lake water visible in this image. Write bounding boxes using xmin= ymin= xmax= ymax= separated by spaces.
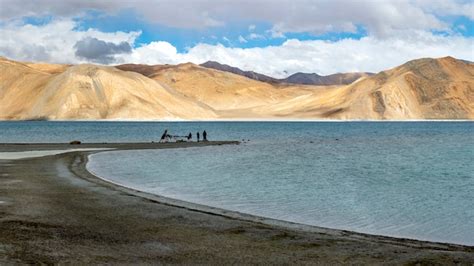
xmin=1 ymin=121 xmax=473 ymax=245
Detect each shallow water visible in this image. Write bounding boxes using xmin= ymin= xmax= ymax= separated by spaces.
xmin=79 ymin=122 xmax=474 ymax=245
xmin=1 ymin=121 xmax=473 ymax=245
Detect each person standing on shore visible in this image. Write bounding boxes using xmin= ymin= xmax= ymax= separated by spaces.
xmin=203 ymin=130 xmax=207 ymax=141
xmin=197 ymin=132 xmax=200 ymax=142
xmin=187 ymin=132 xmax=192 ymax=141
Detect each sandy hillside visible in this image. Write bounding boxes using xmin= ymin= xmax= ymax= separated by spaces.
xmin=121 ymin=57 xmax=473 ymax=119
xmin=121 ymin=62 xmax=320 ymax=111
xmin=325 ymin=56 xmax=474 ymax=119
xmin=243 ymin=57 xmax=473 ymax=119
xmin=0 ymin=57 xmax=216 ymax=120
xmin=120 ymin=62 xmax=338 ymax=119
xmin=1 ymin=56 xmax=472 ymax=120
xmin=25 ymin=62 xmax=71 ymax=74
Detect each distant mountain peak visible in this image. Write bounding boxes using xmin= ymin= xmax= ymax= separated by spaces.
xmin=200 ymin=61 xmax=279 ymax=83
xmin=200 ymin=61 xmax=373 ymax=86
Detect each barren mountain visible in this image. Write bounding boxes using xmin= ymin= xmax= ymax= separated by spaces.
xmin=145 ymin=63 xmax=316 ymax=113
xmin=253 ymin=57 xmax=473 ymax=119
xmin=0 ymin=57 xmax=216 ymax=120
xmin=199 ymin=61 xmax=279 ymax=83
xmin=0 ymin=56 xmax=472 ymax=120
xmin=283 ymin=72 xmax=373 ymax=86
xmin=116 ymin=63 xmax=175 ymax=77
xmin=345 ymin=56 xmax=474 ymax=119
xmin=199 ymin=60 xmax=373 ymax=86
xmin=25 ymin=62 xmax=71 ymax=74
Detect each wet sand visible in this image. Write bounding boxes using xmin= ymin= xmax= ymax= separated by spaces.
xmin=0 ymin=142 xmax=473 ymax=264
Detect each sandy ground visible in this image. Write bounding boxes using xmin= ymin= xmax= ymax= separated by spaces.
xmin=0 ymin=142 xmax=473 ymax=264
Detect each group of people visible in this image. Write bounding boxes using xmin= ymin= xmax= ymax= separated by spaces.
xmin=160 ymin=129 xmax=208 ymax=143
xmin=187 ymin=130 xmax=207 ymax=142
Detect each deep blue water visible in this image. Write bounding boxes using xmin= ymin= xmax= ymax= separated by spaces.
xmin=1 ymin=121 xmax=473 ymax=245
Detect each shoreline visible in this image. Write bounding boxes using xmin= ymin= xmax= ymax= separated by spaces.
xmin=1 ymin=143 xmax=473 ymax=263
xmin=85 ymin=151 xmax=471 ymax=248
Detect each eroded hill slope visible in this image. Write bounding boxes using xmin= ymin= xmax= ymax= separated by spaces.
xmin=0 ymin=58 xmax=216 ymax=120
xmin=1 ymin=56 xmax=472 ymax=120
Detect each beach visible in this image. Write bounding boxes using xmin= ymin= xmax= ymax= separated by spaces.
xmin=0 ymin=142 xmax=473 ymax=264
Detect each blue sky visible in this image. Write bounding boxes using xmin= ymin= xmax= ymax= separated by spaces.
xmin=73 ymin=9 xmax=371 ymax=53
xmin=0 ymin=0 xmax=472 ymax=77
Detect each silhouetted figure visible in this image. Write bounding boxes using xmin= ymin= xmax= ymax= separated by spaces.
xmin=160 ymin=129 xmax=168 ymax=143
xmin=187 ymin=132 xmax=192 ymax=141
xmin=203 ymin=130 xmax=207 ymax=141
xmin=197 ymin=132 xmax=200 ymax=142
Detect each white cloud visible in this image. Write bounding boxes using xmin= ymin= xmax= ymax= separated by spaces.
xmin=238 ymin=35 xmax=247 ymax=43
xmin=415 ymin=0 xmax=474 ymax=20
xmin=247 ymin=33 xmax=265 ymax=40
xmin=0 ymin=19 xmax=472 ymax=78
xmin=248 ymin=24 xmax=256 ymax=31
xmin=268 ymin=28 xmax=286 ymax=39
xmin=1 ymin=0 xmax=472 ymax=37
xmin=127 ymin=41 xmax=179 ymax=63
xmin=0 ymin=19 xmax=139 ymax=63
xmin=120 ymin=31 xmax=473 ymax=78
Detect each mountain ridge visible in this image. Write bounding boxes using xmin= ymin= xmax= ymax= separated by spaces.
xmin=199 ymin=60 xmax=374 ymax=86
xmin=0 ymin=56 xmax=472 ymax=120
xmin=0 ymin=57 xmax=216 ymax=120
xmin=199 ymin=61 xmax=280 ymax=84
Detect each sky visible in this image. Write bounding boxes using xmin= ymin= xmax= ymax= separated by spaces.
xmin=0 ymin=0 xmax=473 ymax=78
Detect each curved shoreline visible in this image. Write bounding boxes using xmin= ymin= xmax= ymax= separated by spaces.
xmin=1 ymin=142 xmax=473 ymax=263
xmin=83 ymin=150 xmax=471 ymax=250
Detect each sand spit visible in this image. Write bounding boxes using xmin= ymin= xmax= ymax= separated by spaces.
xmin=0 ymin=148 xmax=112 ymax=160
xmin=0 ymin=142 xmax=473 ymax=264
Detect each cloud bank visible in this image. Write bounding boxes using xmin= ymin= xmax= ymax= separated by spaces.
xmin=124 ymin=33 xmax=473 ymax=77
xmin=0 ymin=18 xmax=472 ymax=77
xmin=1 ymin=0 xmax=472 ymax=37
xmin=0 ymin=0 xmax=472 ymax=77
xmin=0 ymin=19 xmax=139 ymax=63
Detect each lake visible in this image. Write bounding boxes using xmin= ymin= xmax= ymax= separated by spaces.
xmin=1 ymin=121 xmax=473 ymax=245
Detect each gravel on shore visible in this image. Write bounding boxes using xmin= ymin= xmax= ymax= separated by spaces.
xmin=0 ymin=142 xmax=473 ymax=264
